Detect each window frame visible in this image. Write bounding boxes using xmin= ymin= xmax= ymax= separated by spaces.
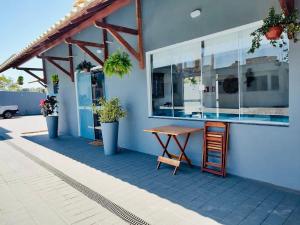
xmin=146 ymin=21 xmax=289 ymax=126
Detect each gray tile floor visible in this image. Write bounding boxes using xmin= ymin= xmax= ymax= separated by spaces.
xmin=0 ymin=140 xmax=128 ymax=225
xmin=20 ymin=134 xmax=300 ymax=225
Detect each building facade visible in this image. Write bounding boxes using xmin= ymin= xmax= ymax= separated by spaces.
xmin=1 ymin=0 xmax=300 ymax=191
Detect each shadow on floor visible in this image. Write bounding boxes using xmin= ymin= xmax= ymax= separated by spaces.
xmin=23 ymin=134 xmax=300 ymax=225
xmin=0 ymin=127 xmax=12 ymax=140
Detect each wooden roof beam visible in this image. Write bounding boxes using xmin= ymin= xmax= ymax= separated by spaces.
xmin=102 ymin=18 xmax=109 ymax=60
xmin=65 ymin=37 xmax=105 ymax=66
xmin=94 ymin=0 xmax=144 ymax=69
xmin=65 ymin=38 xmax=105 ymax=48
xmin=46 ymin=58 xmax=71 ymax=77
xmin=2 ymin=0 xmax=132 ymax=71
xmin=16 ymin=67 xmax=46 ymax=85
xmin=77 ymin=44 xmax=104 ymax=66
xmin=70 ymin=0 xmax=115 ymax=25
xmin=15 ymin=67 xmax=43 ymax=71
xmin=105 ymin=27 xmax=139 ymax=59
xmin=68 ymin=44 xmax=75 ymax=82
xmin=38 ymin=56 xmax=70 ymax=61
xmin=94 ymin=21 xmax=138 ymax=35
xmin=38 ymin=81 xmax=47 ymax=88
xmin=86 ymin=0 xmax=115 ymax=13
xmin=279 ymin=0 xmax=294 ymax=16
xmin=37 ymin=55 xmax=72 ymax=79
xmin=37 ymin=50 xmax=74 ymax=82
xmin=136 ymin=0 xmax=144 ymax=69
xmin=28 ymin=80 xmax=47 ymax=88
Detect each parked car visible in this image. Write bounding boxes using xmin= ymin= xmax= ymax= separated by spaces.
xmin=0 ymin=105 xmax=19 ymax=119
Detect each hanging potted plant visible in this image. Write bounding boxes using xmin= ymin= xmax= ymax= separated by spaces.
xmin=40 ymin=96 xmax=59 ymax=139
xmin=93 ymin=98 xmax=126 ymax=155
xmin=103 ymin=50 xmax=132 ymax=78
xmin=51 ymin=74 xmax=59 ymax=94
xmin=248 ymin=7 xmax=300 ymax=53
xmin=76 ymin=60 xmax=95 ymax=72
xmin=17 ymin=76 xmax=24 ymax=86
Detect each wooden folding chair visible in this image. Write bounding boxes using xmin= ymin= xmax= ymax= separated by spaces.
xmin=202 ymin=121 xmax=229 ymax=177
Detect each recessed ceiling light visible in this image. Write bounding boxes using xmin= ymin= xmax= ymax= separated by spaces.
xmin=190 ymin=9 xmax=201 ymax=18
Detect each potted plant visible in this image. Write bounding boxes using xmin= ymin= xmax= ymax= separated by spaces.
xmin=40 ymin=96 xmax=59 ymax=139
xmin=51 ymin=74 xmax=59 ymax=94
xmin=103 ymin=50 xmax=132 ymax=78
xmin=93 ymin=98 xmax=126 ymax=155
xmin=76 ymin=60 xmax=95 ymax=72
xmin=17 ymin=76 xmax=24 ymax=86
xmin=248 ymin=7 xmax=300 ymax=53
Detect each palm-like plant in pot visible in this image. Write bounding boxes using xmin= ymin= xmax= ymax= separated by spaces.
xmin=93 ymin=98 xmax=126 ymax=155
xmin=51 ymin=74 xmax=59 ymax=94
xmin=40 ymin=96 xmax=59 ymax=139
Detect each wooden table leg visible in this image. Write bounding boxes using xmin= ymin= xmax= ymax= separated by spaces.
xmin=153 ymin=133 xmax=171 ymax=170
xmin=173 ymin=133 xmax=192 ymax=168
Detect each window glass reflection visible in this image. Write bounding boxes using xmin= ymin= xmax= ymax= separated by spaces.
xmin=172 ymin=60 xmax=202 ymax=118
xmin=149 ymin=24 xmax=289 ymax=123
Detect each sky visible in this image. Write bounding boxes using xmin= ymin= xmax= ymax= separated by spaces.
xmin=0 ymin=0 xmax=74 ymax=88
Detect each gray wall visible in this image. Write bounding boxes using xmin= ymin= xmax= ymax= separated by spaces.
xmin=44 ymin=0 xmax=300 ymax=191
xmin=0 ymin=91 xmax=45 ymax=115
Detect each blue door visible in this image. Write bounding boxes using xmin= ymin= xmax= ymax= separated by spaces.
xmin=76 ymin=72 xmax=95 ymax=140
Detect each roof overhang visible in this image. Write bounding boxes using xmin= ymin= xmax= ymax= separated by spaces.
xmin=0 ymin=0 xmax=132 ymax=73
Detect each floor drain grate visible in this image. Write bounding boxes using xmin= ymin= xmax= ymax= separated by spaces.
xmin=1 ymin=136 xmax=150 ymax=225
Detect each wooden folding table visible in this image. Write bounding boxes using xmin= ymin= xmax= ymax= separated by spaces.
xmin=144 ymin=126 xmax=203 ymax=175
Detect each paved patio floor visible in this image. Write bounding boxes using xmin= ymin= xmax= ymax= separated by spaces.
xmin=0 ymin=140 xmax=127 ymax=225
xmin=0 ymin=116 xmax=300 ymax=225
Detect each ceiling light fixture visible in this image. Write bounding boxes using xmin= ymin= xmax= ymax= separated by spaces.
xmin=190 ymin=9 xmax=201 ymax=18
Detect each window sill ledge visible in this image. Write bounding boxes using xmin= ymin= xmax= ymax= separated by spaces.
xmin=148 ymin=116 xmax=290 ymax=127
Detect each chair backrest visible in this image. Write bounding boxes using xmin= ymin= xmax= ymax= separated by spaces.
xmin=204 ymin=121 xmax=230 ymax=153
xmin=204 ymin=121 xmax=229 ymax=133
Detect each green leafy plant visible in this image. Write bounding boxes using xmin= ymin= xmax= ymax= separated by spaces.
xmin=51 ymin=74 xmax=59 ymax=84
xmin=285 ymin=10 xmax=300 ymax=40
xmin=0 ymin=74 xmax=21 ymax=91
xmin=76 ymin=60 xmax=95 ymax=72
xmin=17 ymin=76 xmax=24 ymax=85
xmin=184 ymin=77 xmax=199 ymax=85
xmin=93 ymin=98 xmax=126 ymax=123
xmin=103 ymin=51 xmax=132 ymax=78
xmin=248 ymin=7 xmax=300 ymax=54
xmin=40 ymin=96 xmax=58 ymax=117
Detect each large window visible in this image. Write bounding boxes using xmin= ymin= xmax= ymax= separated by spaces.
xmin=147 ymin=22 xmax=289 ymax=124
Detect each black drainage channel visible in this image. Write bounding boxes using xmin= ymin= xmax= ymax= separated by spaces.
xmin=1 ymin=136 xmax=150 ymax=225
